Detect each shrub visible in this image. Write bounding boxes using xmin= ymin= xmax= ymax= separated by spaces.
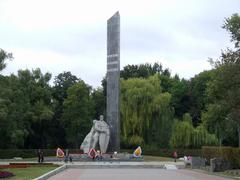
xmin=202 ymin=146 xmax=240 ymax=168
xmin=0 ymin=149 xmax=82 ymax=159
xmin=129 ymin=136 xmax=144 ymax=147
xmin=170 ymin=117 xmax=218 ymax=148
xmin=122 ymin=147 xmax=201 ymax=158
xmin=0 ymin=171 xmax=14 ymax=178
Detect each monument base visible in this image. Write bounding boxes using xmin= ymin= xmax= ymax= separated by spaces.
xmin=44 ymin=153 xmax=143 ymax=162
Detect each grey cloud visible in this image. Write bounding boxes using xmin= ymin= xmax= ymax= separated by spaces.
xmin=1 ymin=0 xmax=240 ymax=88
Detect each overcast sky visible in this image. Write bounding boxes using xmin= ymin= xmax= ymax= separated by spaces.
xmin=0 ymin=0 xmax=239 ymax=87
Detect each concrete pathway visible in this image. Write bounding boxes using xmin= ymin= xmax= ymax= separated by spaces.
xmin=48 ymin=168 xmax=230 ymax=180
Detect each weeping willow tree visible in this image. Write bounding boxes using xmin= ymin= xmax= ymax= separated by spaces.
xmin=121 ymin=74 xmax=174 ymax=148
xmin=170 ymin=113 xmax=218 ymax=148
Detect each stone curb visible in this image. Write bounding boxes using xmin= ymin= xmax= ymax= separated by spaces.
xmin=34 ymin=165 xmax=66 ymax=180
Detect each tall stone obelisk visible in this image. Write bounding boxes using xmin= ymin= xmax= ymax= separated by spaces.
xmin=106 ymin=12 xmax=120 ymax=152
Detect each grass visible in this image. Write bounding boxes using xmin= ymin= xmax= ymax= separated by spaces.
xmin=1 ymin=165 xmax=59 ymax=180
xmin=143 ymin=155 xmax=179 ymax=162
xmin=191 ymin=169 xmax=240 ymax=179
xmin=217 ymin=171 xmax=240 ymax=178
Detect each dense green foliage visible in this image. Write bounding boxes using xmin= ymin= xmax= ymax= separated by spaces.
xmin=0 ymin=13 xmax=239 ymax=149
xmin=0 ymin=49 xmax=13 ymax=72
xmin=170 ymin=113 xmax=218 ymax=148
xmin=203 ymin=13 xmax=240 ymax=147
xmin=120 ymin=62 xmax=170 ymax=80
xmin=0 ymin=69 xmax=53 ymax=148
xmin=121 ymin=75 xmax=173 ymax=148
xmin=62 ymin=81 xmax=93 ymax=148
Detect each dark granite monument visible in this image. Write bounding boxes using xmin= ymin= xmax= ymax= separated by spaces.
xmin=106 ymin=12 xmax=120 ymax=152
xmin=210 ymin=158 xmax=232 ymax=172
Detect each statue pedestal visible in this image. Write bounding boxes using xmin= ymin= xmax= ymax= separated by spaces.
xmin=44 ymin=153 xmax=143 ymax=162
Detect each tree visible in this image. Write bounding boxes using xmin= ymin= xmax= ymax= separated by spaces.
xmin=169 ymin=78 xmax=191 ymax=119
xmin=121 ymin=75 xmax=174 ymax=148
xmin=223 ymin=13 xmax=240 ymax=49
xmin=0 ymin=68 xmax=53 ymax=148
xmin=16 ymin=69 xmax=53 ymax=148
xmin=202 ymin=104 xmax=233 ymax=146
xmin=207 ymin=51 xmax=240 ymax=146
xmin=0 ymin=49 xmax=12 ymax=72
xmin=53 ymin=71 xmax=79 ymax=103
xmin=170 ymin=117 xmax=194 ymax=148
xmin=120 ymin=62 xmax=164 ymax=80
xmin=91 ymin=87 xmax=106 ymax=119
xmin=204 ymin=13 xmax=240 ymax=146
xmin=51 ymin=72 xmax=79 ymax=147
xmin=170 ymin=113 xmax=218 ymax=148
xmin=120 ymin=62 xmax=192 ymax=121
xmin=0 ymin=75 xmax=16 ymax=148
xmin=188 ymin=70 xmax=215 ymax=126
xmin=62 ymin=81 xmax=93 ymax=148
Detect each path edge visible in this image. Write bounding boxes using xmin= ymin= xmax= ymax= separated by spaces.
xmin=34 ymin=165 xmax=67 ymax=180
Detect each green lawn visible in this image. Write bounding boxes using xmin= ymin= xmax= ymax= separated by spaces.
xmin=217 ymin=171 xmax=240 ymax=178
xmin=1 ymin=165 xmax=59 ymax=180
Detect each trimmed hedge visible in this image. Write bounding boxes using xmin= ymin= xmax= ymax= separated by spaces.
xmin=143 ymin=148 xmax=201 ymax=157
xmin=202 ymin=146 xmax=240 ymax=168
xmin=0 ymin=149 xmax=83 ymax=159
xmin=0 ymin=149 xmax=54 ymax=159
xmin=121 ymin=148 xmax=201 ymax=157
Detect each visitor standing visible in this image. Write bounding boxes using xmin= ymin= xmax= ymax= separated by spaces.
xmin=173 ymin=151 xmax=178 ymax=162
xmin=37 ymin=149 xmax=44 ymax=163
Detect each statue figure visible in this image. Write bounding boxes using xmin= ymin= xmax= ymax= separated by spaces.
xmin=79 ymin=125 xmax=95 ymax=153
xmin=80 ymin=115 xmax=110 ymax=153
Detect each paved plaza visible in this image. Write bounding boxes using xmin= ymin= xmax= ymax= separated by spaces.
xmin=48 ymin=168 xmax=230 ymax=180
